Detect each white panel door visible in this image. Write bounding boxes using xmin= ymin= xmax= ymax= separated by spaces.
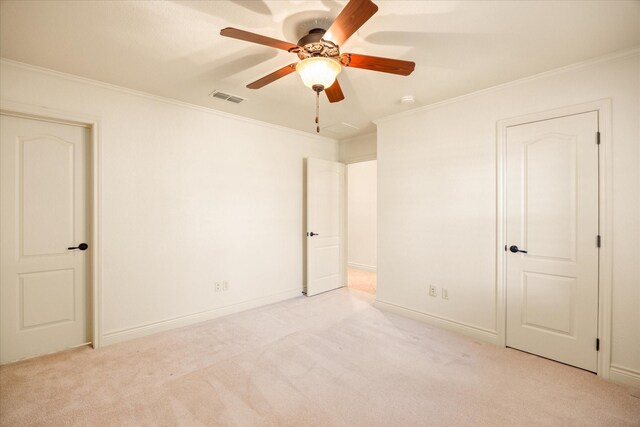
xmin=306 ymin=158 xmax=345 ymax=296
xmin=1 ymin=114 xmax=90 ymax=364
xmin=506 ymin=111 xmax=599 ymax=372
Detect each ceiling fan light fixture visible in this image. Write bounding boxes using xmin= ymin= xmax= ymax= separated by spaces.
xmin=296 ymin=57 xmax=342 ymax=91
xmin=220 ymin=0 xmax=415 ymax=133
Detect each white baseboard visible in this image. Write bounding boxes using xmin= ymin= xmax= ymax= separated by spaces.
xmin=102 ymin=288 xmax=302 ymax=346
xmin=609 ymin=364 xmax=640 ymax=390
xmin=374 ymin=299 xmax=499 ymax=345
xmin=348 ymin=262 xmax=377 ymax=272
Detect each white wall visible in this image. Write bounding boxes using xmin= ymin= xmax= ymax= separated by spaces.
xmin=339 ymin=132 xmax=376 ymax=163
xmin=376 ymin=51 xmax=640 ymax=387
xmin=0 ymin=60 xmax=339 ymax=345
xmin=348 ymin=161 xmax=377 ymax=271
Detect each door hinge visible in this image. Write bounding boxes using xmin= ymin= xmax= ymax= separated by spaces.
xmin=596 ymin=235 xmax=601 ymax=248
xmin=596 ymin=131 xmax=601 ymax=145
xmin=596 ymin=338 xmax=600 ymax=351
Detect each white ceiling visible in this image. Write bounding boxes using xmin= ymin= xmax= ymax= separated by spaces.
xmin=1 ymin=1 xmax=639 ymax=139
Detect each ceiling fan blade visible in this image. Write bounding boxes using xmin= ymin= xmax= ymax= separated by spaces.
xmin=324 ymin=0 xmax=378 ymax=46
xmin=325 ymin=79 xmax=345 ymax=103
xmin=220 ymin=27 xmax=299 ymax=52
xmin=246 ymin=63 xmax=297 ymax=89
xmin=340 ymin=53 xmax=415 ymax=76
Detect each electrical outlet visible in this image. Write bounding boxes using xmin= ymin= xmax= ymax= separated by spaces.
xmin=442 ymin=288 xmax=449 ymax=300
xmin=215 ymin=282 xmax=221 ymax=292
xmin=222 ymin=281 xmax=229 ymax=291
xmin=429 ymin=285 xmax=438 ymax=297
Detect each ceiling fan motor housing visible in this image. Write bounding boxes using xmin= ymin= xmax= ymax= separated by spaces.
xmin=295 ymin=28 xmax=340 ymax=61
xmin=296 ymin=28 xmax=325 ymax=46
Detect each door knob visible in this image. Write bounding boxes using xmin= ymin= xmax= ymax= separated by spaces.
xmin=308 ymin=232 xmax=319 ymax=237
xmin=68 ymin=243 xmax=89 ymax=251
xmin=509 ymin=245 xmax=527 ymax=254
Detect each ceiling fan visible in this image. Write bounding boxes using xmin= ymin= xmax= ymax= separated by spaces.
xmin=220 ymin=0 xmax=415 ymax=132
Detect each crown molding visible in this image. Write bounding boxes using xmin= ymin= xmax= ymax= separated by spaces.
xmin=340 ymin=131 xmax=377 ymax=144
xmin=0 ymin=58 xmax=338 ymax=145
xmin=374 ymin=46 xmax=640 ymax=125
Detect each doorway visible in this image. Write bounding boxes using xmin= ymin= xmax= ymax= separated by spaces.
xmin=347 ymin=160 xmax=377 ymax=295
xmin=0 ymin=113 xmax=93 ymax=364
xmin=503 ymin=111 xmax=599 ymax=372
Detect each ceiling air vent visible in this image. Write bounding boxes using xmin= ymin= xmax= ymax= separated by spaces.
xmin=209 ymin=90 xmax=245 ymax=104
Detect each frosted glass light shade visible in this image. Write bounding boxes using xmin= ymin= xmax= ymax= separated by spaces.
xmin=296 ymin=57 xmax=342 ymax=90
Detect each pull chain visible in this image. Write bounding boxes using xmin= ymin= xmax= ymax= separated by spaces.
xmin=315 ymin=90 xmax=320 ymax=133
xmin=312 ymin=84 xmax=323 ymax=134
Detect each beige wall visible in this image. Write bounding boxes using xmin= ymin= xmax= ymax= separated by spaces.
xmin=376 ymin=51 xmax=640 ymax=387
xmin=339 ymin=132 xmax=376 ymax=163
xmin=0 ymin=60 xmax=339 ymax=345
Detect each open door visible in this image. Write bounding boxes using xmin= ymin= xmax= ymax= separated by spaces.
xmin=306 ymin=158 xmax=346 ymax=296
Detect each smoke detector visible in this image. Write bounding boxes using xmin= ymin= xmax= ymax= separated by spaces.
xmin=400 ymin=95 xmax=415 ymax=105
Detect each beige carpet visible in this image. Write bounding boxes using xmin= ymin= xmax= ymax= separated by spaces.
xmin=1 ymin=288 xmax=638 ymax=427
xmin=347 ymin=267 xmax=377 ymax=294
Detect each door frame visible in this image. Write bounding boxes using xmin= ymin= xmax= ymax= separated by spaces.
xmin=496 ymin=99 xmax=612 ymax=378
xmin=1 ymin=100 xmax=103 ymax=350
xmin=342 ymin=155 xmax=377 ymax=291
xmin=345 ymin=158 xmax=378 ymax=278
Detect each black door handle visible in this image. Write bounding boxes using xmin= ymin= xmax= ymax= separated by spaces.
xmin=509 ymin=245 xmax=527 ymax=254
xmin=68 ymin=243 xmax=89 ymax=251
xmin=308 ymin=232 xmax=319 ymax=237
